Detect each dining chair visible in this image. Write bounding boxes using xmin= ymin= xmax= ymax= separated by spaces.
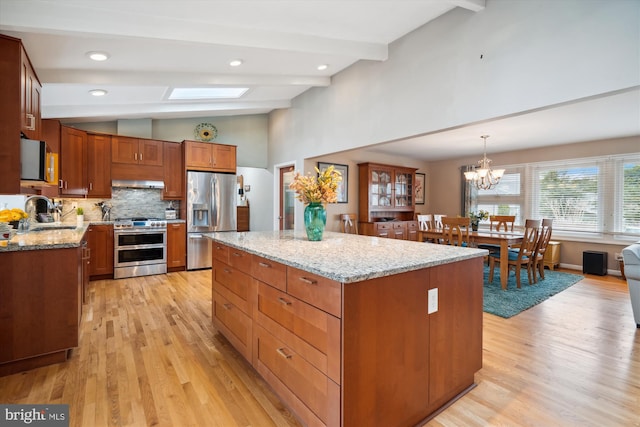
xmin=340 ymin=213 xmax=359 ymax=234
xmin=490 ymin=215 xmax=515 ymax=231
xmin=529 ymin=218 xmax=553 ymax=283
xmin=441 ymin=216 xmax=470 ymax=247
xmin=417 ymin=214 xmax=435 ymax=243
xmin=478 ymin=215 xmax=517 ymax=254
xmin=433 ymin=214 xmax=447 ymax=229
xmin=489 ymin=219 xmax=541 ymax=289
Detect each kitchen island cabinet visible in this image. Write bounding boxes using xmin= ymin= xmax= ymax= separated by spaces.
xmin=207 ymin=231 xmax=486 ymax=427
xmin=0 ymin=226 xmax=87 ymax=376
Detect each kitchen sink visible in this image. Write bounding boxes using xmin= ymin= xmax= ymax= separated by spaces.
xmin=30 ymin=225 xmax=77 ymax=232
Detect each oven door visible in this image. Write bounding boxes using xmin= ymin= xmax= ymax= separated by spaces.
xmin=114 ymin=229 xmax=166 ymax=268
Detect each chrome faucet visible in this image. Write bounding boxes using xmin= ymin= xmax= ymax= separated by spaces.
xmin=24 ymin=195 xmax=54 ymax=213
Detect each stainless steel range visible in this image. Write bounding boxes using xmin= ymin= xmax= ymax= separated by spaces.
xmin=113 ymin=218 xmax=167 ymax=279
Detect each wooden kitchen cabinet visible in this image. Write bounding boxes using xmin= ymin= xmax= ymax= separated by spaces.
xmin=0 ymin=246 xmax=82 ymax=376
xmin=0 ymin=34 xmax=42 ymax=193
xmin=112 ymin=136 xmax=163 ymax=166
xmin=111 ymin=136 xmax=164 ymax=181
xmin=59 ymin=125 xmax=88 ymax=196
xmin=163 ymin=141 xmax=184 ymax=200
xmin=237 ymin=206 xmax=250 ymax=231
xmin=167 ymin=222 xmax=186 ymax=270
xmin=87 ymin=224 xmax=114 ymax=282
xmin=209 ymin=241 xmax=483 ymax=427
xmin=184 ymin=140 xmax=236 ymax=172
xmin=87 ymin=133 xmax=112 ymax=198
xmin=21 ymin=46 xmax=42 ymax=141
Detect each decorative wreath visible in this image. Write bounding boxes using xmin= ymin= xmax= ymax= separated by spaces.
xmin=194 ymin=123 xmax=217 ymax=142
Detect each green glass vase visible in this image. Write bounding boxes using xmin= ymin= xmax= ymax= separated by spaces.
xmin=304 ymin=202 xmax=327 ymax=241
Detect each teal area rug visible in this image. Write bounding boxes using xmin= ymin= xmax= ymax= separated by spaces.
xmin=483 ymin=266 xmax=584 ymax=318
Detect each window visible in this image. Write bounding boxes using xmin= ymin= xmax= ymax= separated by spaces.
xmin=471 ymin=153 xmax=640 ymax=240
xmin=475 ymin=169 xmax=524 ymax=224
xmin=621 ymin=158 xmax=640 ymax=234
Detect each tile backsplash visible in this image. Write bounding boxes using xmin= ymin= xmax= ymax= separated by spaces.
xmin=57 ymin=188 xmax=179 ymax=222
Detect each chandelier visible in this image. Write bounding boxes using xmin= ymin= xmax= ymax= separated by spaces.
xmin=464 ymin=135 xmax=505 ymax=190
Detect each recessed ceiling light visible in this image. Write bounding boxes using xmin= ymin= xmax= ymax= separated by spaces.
xmin=89 ymin=89 xmax=108 ymax=96
xmin=169 ymin=87 xmax=248 ymax=100
xmin=87 ymin=51 xmax=110 ymax=61
xmin=317 ymin=64 xmax=328 ymax=71
xmin=229 ymin=59 xmax=243 ymax=67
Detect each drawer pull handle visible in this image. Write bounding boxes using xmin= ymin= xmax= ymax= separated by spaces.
xmin=298 ymin=277 xmax=318 ymax=285
xmin=223 ymin=268 xmax=231 ymax=273
xmin=258 ymin=262 xmax=271 ymax=268
xmin=276 ymin=348 xmax=292 ymax=359
xmin=232 ymin=252 xmax=242 ymax=257
xmin=223 ymin=303 xmax=232 ymax=310
xmin=278 ymin=297 xmax=292 ymax=306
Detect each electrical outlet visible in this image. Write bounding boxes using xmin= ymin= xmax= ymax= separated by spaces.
xmin=428 ymin=288 xmax=438 ymax=314
xmin=615 ymin=252 xmax=622 ymax=260
xmin=71 ymin=202 xmax=77 ymax=210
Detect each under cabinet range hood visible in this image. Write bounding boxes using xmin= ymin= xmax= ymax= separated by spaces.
xmin=111 ymin=179 xmax=165 ymax=189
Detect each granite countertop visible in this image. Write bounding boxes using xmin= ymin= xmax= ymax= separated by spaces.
xmin=205 ymin=230 xmax=487 ymax=283
xmin=0 ymin=219 xmax=185 ymax=252
xmin=0 ymin=223 xmax=89 ymax=252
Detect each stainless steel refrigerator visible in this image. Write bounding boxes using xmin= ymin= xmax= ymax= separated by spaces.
xmin=187 ymin=171 xmax=237 ymax=270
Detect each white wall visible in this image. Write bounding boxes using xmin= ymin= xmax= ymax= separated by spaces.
xmin=269 ymin=0 xmax=639 ymax=229
xmin=237 ymin=166 xmax=273 ymax=231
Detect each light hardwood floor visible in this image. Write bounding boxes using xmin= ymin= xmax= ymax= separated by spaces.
xmin=0 ymin=270 xmax=638 ymax=426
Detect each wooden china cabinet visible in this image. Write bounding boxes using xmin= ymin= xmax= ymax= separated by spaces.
xmin=358 ymin=162 xmax=418 ymax=240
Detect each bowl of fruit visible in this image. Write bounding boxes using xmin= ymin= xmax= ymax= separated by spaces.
xmin=0 ymin=207 xmax=28 ymax=230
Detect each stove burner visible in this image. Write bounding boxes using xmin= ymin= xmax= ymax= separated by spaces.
xmin=114 ymin=217 xmax=167 ymax=229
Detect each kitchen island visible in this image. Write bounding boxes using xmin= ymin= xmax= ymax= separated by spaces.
xmin=206 ymin=230 xmax=487 ymax=427
xmin=0 ymin=224 xmax=88 ymax=376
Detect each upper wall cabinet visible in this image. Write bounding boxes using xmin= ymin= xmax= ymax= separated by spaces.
xmin=59 ymin=126 xmax=88 ymax=196
xmin=87 ymin=133 xmax=112 ymax=198
xmin=112 ymin=136 xmax=163 ymax=166
xmin=184 ymin=140 xmax=236 ymax=173
xmin=0 ymin=34 xmax=42 ymax=193
xmin=111 ymin=136 xmax=164 ymax=181
xmin=21 ymin=47 xmax=42 ymax=141
xmin=163 ymin=142 xmax=184 ymax=200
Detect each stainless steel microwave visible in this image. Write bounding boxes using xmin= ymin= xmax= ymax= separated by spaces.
xmin=20 ymin=137 xmax=50 ymax=181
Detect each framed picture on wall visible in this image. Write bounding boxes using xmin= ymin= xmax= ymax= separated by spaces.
xmin=318 ymin=162 xmax=348 ymax=203
xmin=415 ymin=173 xmax=425 ymax=205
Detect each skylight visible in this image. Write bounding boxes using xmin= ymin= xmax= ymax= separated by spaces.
xmin=168 ymin=87 xmax=248 ymax=100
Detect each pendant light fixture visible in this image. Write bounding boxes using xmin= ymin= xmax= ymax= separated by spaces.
xmin=464 ymin=135 xmax=505 ymax=190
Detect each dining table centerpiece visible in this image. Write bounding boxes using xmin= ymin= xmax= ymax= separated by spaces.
xmin=289 ymin=165 xmax=342 ymax=241
xmin=468 ymin=209 xmax=489 ymax=231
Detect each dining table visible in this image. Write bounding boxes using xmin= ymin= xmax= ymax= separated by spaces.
xmin=418 ymin=228 xmax=525 ymax=290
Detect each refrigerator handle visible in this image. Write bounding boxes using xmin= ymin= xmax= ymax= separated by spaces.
xmin=211 ymin=176 xmax=217 ymax=228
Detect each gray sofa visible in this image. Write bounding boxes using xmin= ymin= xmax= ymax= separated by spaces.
xmin=622 ymin=242 xmax=640 ymax=328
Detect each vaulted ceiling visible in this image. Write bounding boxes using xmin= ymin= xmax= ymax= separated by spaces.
xmin=1 ymin=0 xmax=637 ymax=161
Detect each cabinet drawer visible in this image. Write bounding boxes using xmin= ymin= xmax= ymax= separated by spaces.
xmin=212 ymin=242 xmax=229 ymax=264
xmin=252 ymin=255 xmax=287 ymax=291
xmin=254 ymin=325 xmax=340 ymax=426
xmin=287 ymin=267 xmax=342 ymax=318
xmin=255 ymin=281 xmax=341 ymax=383
xmin=213 ymin=260 xmax=251 ymax=314
xmin=212 ymin=290 xmax=252 ymax=360
xmin=393 ymin=222 xmax=407 ymax=230
xmin=228 ymin=246 xmax=251 ymax=271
